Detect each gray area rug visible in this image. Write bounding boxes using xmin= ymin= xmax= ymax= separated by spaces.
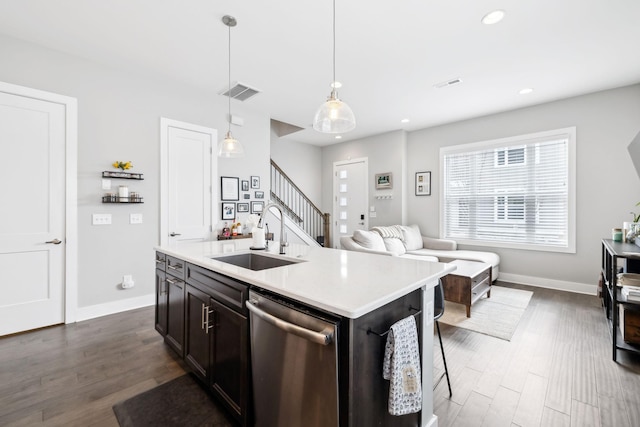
xmin=112 ymin=374 xmax=236 ymax=427
xmin=439 ymin=285 xmax=533 ymax=341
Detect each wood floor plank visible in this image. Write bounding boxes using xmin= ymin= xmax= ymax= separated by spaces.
xmin=480 ymin=386 xmax=520 ymax=427
xmin=597 ymin=394 xmax=631 ymax=427
xmin=541 ymin=407 xmax=571 ymax=427
xmin=452 ymin=391 xmax=492 ymax=427
xmin=512 ymin=373 xmax=548 ymax=427
xmin=570 ymin=400 xmax=600 ymax=427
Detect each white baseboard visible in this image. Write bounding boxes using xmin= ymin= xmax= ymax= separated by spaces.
xmin=499 ymin=272 xmax=596 ymax=295
xmin=74 ymin=293 xmax=155 ymax=322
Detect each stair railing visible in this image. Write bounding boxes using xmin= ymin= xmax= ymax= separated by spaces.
xmin=270 ymin=159 xmax=331 ymax=247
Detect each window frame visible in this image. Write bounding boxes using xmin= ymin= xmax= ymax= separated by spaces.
xmin=439 ymin=127 xmax=576 ymax=253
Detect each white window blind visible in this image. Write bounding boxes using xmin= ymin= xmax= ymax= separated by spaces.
xmin=441 ymin=128 xmax=576 ymax=252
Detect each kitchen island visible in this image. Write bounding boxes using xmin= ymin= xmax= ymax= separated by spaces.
xmin=155 ymin=239 xmax=455 ymax=427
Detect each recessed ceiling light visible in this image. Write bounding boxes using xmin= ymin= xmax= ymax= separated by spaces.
xmin=335 ymin=135 xmax=342 ymax=139
xmin=519 ymin=88 xmax=534 ymax=95
xmin=401 ymin=118 xmax=410 ymax=123
xmin=482 ymin=10 xmax=505 ymax=25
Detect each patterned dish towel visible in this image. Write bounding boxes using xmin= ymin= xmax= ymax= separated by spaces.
xmin=382 ymin=315 xmax=422 ymax=416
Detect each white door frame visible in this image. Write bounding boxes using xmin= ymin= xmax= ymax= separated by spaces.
xmin=0 ymin=81 xmax=79 ymax=324
xmin=333 ymin=157 xmax=369 ymax=247
xmin=159 ymin=118 xmax=217 ymax=246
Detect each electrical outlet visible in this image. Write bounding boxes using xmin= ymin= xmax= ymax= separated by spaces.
xmin=92 ymin=214 xmax=112 ymax=225
xmin=122 ymin=275 xmax=134 ymax=289
xmin=130 ymin=213 xmax=143 ymax=224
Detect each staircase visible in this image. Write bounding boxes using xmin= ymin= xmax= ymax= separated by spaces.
xmin=270 ymin=159 xmax=331 ymax=247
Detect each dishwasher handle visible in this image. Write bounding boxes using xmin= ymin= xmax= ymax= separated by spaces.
xmin=246 ymin=299 xmax=334 ymax=346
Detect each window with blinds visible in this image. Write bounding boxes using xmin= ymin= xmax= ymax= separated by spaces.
xmin=440 ymin=128 xmax=576 ymax=253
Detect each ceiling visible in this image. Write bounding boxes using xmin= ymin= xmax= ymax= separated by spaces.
xmin=1 ymin=0 xmax=639 ymax=146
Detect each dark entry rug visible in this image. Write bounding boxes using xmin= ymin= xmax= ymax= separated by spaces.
xmin=112 ymin=374 xmax=236 ymax=427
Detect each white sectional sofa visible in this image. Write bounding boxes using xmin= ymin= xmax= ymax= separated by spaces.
xmin=340 ymin=224 xmax=500 ymax=280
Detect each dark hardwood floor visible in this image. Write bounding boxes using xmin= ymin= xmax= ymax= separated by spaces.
xmin=1 ymin=282 xmax=639 ymax=426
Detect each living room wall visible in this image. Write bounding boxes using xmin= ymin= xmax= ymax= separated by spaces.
xmin=406 ymin=84 xmax=640 ymax=293
xmin=321 ymin=130 xmax=408 ymax=246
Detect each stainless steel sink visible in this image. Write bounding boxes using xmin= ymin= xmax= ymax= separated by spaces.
xmin=213 ymin=253 xmax=300 ymax=271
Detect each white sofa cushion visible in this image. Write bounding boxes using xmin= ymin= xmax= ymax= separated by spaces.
xmin=383 ymin=237 xmax=406 ymax=255
xmin=401 ymin=225 xmax=423 ymax=251
xmin=352 ymin=229 xmax=386 ymax=252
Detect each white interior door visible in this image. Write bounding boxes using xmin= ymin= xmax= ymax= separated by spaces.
xmin=333 ymin=158 xmax=368 ymax=248
xmin=0 ymin=90 xmax=66 ymax=336
xmin=161 ymin=118 xmax=217 ymax=244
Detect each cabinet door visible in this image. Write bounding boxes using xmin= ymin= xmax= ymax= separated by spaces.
xmin=155 ymin=269 xmax=168 ymax=336
xmin=185 ymin=284 xmax=212 ymax=381
xmin=210 ymin=298 xmax=248 ymax=422
xmin=165 ymin=275 xmax=185 ymax=356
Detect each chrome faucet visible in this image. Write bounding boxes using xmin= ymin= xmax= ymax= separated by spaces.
xmin=258 ymin=202 xmax=288 ymax=254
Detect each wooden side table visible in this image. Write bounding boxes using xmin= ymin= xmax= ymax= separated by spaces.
xmin=441 ymin=260 xmax=492 ymax=317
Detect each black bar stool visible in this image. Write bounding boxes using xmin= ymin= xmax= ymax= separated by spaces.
xmin=434 ymin=279 xmax=452 ymax=397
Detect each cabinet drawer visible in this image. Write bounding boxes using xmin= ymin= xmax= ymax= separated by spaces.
xmin=155 ymin=252 xmax=167 ymax=271
xmin=186 ymin=263 xmax=249 ymax=314
xmin=166 ymin=256 xmax=186 ymax=280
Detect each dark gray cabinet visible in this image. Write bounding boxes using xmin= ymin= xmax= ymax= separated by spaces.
xmin=155 ymin=253 xmax=185 ymax=356
xmin=156 ymin=253 xmax=250 ymax=427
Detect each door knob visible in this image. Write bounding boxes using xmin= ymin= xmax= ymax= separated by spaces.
xmin=170 ymin=232 xmax=182 ymax=237
xmin=46 ymin=238 xmax=62 ymax=245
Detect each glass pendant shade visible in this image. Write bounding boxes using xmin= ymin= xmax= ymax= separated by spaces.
xmin=218 ymin=131 xmax=245 ymax=158
xmin=313 ymin=90 xmax=356 ymax=133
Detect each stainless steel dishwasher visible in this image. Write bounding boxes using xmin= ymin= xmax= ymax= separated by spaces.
xmin=246 ymin=289 xmax=340 ymax=427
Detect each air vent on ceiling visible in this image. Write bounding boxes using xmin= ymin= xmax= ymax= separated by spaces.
xmin=220 ymin=81 xmax=261 ymax=101
xmin=434 ymin=78 xmax=463 ymax=89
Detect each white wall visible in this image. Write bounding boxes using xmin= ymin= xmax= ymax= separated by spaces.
xmin=270 ymin=130 xmax=323 ymax=207
xmin=406 ymin=84 xmax=640 ymax=292
xmin=321 ymin=130 xmax=408 ymax=228
xmin=0 ymin=34 xmax=270 ymax=313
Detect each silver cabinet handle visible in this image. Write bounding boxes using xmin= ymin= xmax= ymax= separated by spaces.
xmin=246 ymin=300 xmax=334 ymax=345
xmin=165 ymin=277 xmax=183 ymax=285
xmin=167 ymin=263 xmax=183 ymax=271
xmin=46 ymin=238 xmax=62 ymax=245
xmin=205 ymin=307 xmax=214 ymax=333
xmin=155 ymin=258 xmax=164 ymax=264
xmin=201 ymin=304 xmax=206 ymax=330
xmin=170 ymin=232 xmax=181 ymax=237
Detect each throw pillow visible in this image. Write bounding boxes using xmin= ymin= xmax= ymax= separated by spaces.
xmin=383 ymin=237 xmax=407 ymax=255
xmin=353 ymin=229 xmax=386 ymax=252
xmin=402 ymin=225 xmax=423 ymax=251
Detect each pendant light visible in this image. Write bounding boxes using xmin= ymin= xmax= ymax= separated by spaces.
xmin=313 ymin=0 xmax=356 ymax=134
xmin=218 ymin=15 xmax=245 ymax=158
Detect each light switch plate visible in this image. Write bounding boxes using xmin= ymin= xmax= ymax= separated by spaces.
xmin=130 ymin=213 xmax=143 ymax=224
xmin=102 ymin=179 xmax=111 ymax=190
xmin=369 ymin=212 xmax=377 ymax=218
xmin=92 ymin=213 xmax=112 ymax=225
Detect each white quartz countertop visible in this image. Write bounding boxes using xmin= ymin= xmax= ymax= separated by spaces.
xmin=155 ymin=239 xmax=455 ymax=319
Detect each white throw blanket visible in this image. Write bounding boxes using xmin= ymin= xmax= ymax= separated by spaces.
xmin=372 ymin=225 xmax=404 ymax=240
xmin=382 ymin=315 xmax=422 ymax=416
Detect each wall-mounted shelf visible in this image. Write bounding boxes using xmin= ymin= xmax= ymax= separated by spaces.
xmin=102 ymin=196 xmax=144 ymax=204
xmin=102 ymin=171 xmax=144 ymax=180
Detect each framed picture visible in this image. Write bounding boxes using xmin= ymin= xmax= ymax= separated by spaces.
xmin=221 ymin=176 xmax=239 ymax=201
xmin=251 ymin=176 xmax=260 ymax=189
xmin=222 ymin=202 xmax=236 ymax=220
xmin=237 ymin=203 xmax=249 ymax=213
xmin=241 ymin=180 xmax=249 ymax=192
xmin=375 ymin=172 xmax=393 ymax=190
xmin=243 ymin=193 xmax=250 ymax=199
xmin=255 ymin=191 xmax=264 ymax=199
xmin=415 ymin=171 xmax=431 ymax=196
xmin=251 ymin=201 xmax=264 ymax=214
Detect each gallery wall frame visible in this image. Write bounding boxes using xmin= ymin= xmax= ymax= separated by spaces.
xmin=251 ymin=201 xmax=264 ymax=214
xmin=375 ymin=172 xmax=393 ymax=190
xmin=221 ymin=176 xmax=239 ymax=201
xmin=237 ymin=203 xmax=249 ymax=213
xmin=222 ymin=202 xmax=236 ymax=220
xmin=415 ymin=171 xmax=431 ymax=196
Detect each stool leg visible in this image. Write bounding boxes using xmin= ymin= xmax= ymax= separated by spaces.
xmin=436 ymin=320 xmax=452 ymax=398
